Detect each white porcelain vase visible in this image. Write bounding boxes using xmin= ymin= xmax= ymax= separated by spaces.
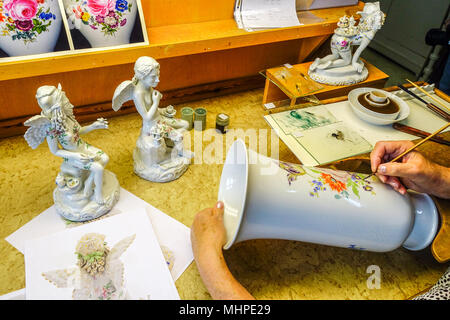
xmin=218 ymin=140 xmax=439 ymax=252
xmin=63 ymin=0 xmax=137 ymax=48
xmin=0 ymin=0 xmax=62 ymax=57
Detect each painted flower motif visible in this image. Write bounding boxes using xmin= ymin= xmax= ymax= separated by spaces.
xmin=71 ymin=0 xmax=131 ymax=36
xmin=1 ymin=0 xmax=56 ymax=43
xmin=104 ymin=14 xmax=117 ymax=27
xmin=4 ymin=0 xmax=38 ymax=20
xmin=115 ymin=0 xmax=127 ymax=12
xmin=278 ymin=163 xmax=376 ymax=201
xmin=279 ymin=161 xmax=306 ymax=185
xmin=39 ymin=11 xmax=55 ymax=20
xmin=321 ymin=173 xmax=347 ymax=193
xmin=87 ymin=0 xmax=115 ymax=17
xmin=81 ymin=11 xmax=90 ymax=22
xmin=14 ymin=18 xmax=33 ymax=30
xmin=340 ymin=40 xmax=348 ymax=47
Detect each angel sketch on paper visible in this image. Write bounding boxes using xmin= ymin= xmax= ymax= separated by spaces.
xmin=42 ymin=233 xmax=136 ymax=300
xmin=24 ymin=84 xmax=120 ymax=222
xmin=111 ymin=56 xmax=192 ymax=182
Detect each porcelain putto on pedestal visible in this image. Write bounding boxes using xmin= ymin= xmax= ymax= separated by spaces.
xmin=24 ymin=84 xmax=120 ymax=222
xmin=308 ymin=2 xmax=386 ymax=86
xmin=112 ymin=56 xmax=192 ymax=183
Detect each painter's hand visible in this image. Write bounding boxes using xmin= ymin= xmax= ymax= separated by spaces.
xmin=191 ymin=201 xmax=227 ymax=260
xmin=370 ymin=140 xmax=450 ymax=198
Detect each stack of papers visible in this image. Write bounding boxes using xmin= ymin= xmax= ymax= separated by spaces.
xmin=2 ymin=188 xmax=194 ymax=300
xmin=235 ymin=0 xmax=302 ymax=32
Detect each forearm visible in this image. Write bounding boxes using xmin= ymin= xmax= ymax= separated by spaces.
xmin=195 ymin=249 xmax=254 ymax=300
xmin=430 ymin=164 xmax=450 ymax=199
xmin=79 ymin=125 xmax=94 ymax=135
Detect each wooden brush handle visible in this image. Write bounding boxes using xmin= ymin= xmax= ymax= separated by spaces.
xmin=393 ymin=123 xmax=450 ymax=146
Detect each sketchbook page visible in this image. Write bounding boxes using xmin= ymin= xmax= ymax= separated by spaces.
xmin=264 ymin=114 xmax=320 ymax=166
xmin=25 ymin=209 xmax=180 ymax=300
xmin=6 ymin=188 xmax=193 ymax=281
xmin=294 ymin=122 xmax=373 ymax=165
xmin=241 ymin=0 xmax=301 ymax=29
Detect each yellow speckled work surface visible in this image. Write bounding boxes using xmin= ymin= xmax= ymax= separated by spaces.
xmin=0 ymin=88 xmax=448 ymax=299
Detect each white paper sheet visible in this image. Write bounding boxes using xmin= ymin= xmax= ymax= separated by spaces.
xmin=239 ymin=0 xmax=301 ymax=31
xmin=0 ymin=289 xmax=26 ymax=300
xmin=5 ymin=188 xmax=193 ymax=281
xmin=25 ymin=209 xmax=179 ymax=300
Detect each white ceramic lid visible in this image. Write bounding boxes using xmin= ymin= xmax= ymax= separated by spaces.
xmin=218 ymin=139 xmax=249 ymax=250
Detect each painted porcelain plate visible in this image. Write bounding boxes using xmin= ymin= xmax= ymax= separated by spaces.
xmin=348 ymin=88 xmax=410 ymax=125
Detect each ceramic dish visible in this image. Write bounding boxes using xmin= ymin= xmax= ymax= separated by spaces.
xmin=348 ymin=88 xmax=410 ymax=125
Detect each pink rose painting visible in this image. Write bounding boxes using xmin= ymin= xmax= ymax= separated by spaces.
xmin=87 ymin=0 xmax=115 ymax=17
xmin=71 ymin=0 xmax=132 ymax=37
xmin=4 ymin=0 xmax=38 ymax=21
xmin=1 ymin=0 xmax=57 ymax=44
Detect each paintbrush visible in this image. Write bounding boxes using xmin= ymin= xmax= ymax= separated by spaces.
xmin=393 ymin=123 xmax=450 ymax=146
xmin=364 ymin=121 xmax=450 ymax=181
xmin=405 ymin=79 xmax=450 ymax=112
xmin=398 ymin=84 xmax=450 ymax=121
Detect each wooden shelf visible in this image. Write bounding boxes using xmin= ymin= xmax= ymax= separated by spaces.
xmin=0 ymin=3 xmax=363 ymax=81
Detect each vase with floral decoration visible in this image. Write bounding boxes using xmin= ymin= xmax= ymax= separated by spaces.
xmin=0 ymin=0 xmax=62 ymax=56
xmin=63 ymin=0 xmax=137 ymax=48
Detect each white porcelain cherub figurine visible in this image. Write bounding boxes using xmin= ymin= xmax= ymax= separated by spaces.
xmin=309 ymin=2 xmax=386 ymax=86
xmin=42 ymin=233 xmax=135 ymax=300
xmin=24 ymin=84 xmax=120 ymax=222
xmin=112 ymin=56 xmax=192 ymax=182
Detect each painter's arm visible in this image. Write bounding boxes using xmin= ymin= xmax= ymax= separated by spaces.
xmin=191 ymin=202 xmax=255 ymax=300
xmin=370 ymin=140 xmax=450 ymax=199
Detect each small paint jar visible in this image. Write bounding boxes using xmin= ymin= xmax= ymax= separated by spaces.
xmin=215 ymin=113 xmax=230 ymax=134
xmin=181 ymin=107 xmax=194 ymax=130
xmin=194 ymin=108 xmax=207 ymax=131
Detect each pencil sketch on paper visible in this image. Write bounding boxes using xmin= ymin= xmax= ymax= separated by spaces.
xmin=269 ymin=108 xmax=338 ymax=135
xmin=294 ymin=122 xmax=373 ymax=165
xmin=42 ymin=233 xmax=136 ymax=300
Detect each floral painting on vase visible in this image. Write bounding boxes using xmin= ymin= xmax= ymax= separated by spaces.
xmin=0 ymin=0 xmax=69 ymax=57
xmin=63 ymin=0 xmax=146 ymax=49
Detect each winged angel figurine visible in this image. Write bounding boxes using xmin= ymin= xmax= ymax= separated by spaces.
xmin=308 ymin=2 xmax=386 ymax=85
xmin=112 ymin=56 xmax=192 ymax=183
xmin=42 ymin=233 xmax=136 ymax=300
xmin=24 ymin=84 xmax=120 ymax=222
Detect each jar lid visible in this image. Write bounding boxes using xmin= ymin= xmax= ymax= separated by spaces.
xmin=181 ymin=107 xmax=194 ymax=116
xmin=216 ymin=113 xmax=229 ymax=126
xmin=195 ymin=108 xmax=207 ymax=119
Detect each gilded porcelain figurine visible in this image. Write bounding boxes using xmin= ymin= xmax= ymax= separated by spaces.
xmin=308 ymin=2 xmax=386 ymax=85
xmin=24 ymin=84 xmax=120 ymax=222
xmin=112 ymin=56 xmax=192 ymax=183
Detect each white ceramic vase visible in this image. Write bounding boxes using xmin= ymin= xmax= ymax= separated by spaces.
xmin=219 ymin=140 xmax=439 ymax=252
xmin=0 ymin=0 xmax=62 ymax=57
xmin=63 ymin=0 xmax=137 ymax=48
